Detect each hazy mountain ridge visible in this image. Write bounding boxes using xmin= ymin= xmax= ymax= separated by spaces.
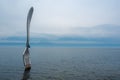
xmin=0 ymin=24 xmax=120 ymax=47
xmin=71 ymin=24 xmax=120 ymax=38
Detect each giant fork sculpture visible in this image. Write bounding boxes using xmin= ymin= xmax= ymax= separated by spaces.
xmin=23 ymin=7 xmax=34 ymax=71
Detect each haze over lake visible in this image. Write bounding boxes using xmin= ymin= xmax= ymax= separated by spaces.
xmin=0 ymin=0 xmax=120 ymax=80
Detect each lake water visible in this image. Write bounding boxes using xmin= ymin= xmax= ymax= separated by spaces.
xmin=0 ymin=47 xmax=120 ymax=80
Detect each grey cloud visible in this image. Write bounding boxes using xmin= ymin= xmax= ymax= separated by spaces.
xmin=70 ymin=24 xmax=120 ymax=38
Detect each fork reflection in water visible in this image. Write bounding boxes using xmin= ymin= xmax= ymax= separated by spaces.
xmin=22 ymin=69 xmax=31 ymax=80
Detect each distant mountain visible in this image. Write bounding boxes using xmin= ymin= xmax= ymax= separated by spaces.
xmin=72 ymin=24 xmax=120 ymax=38
xmin=0 ymin=24 xmax=120 ymax=47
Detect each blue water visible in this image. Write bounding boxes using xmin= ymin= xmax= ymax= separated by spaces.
xmin=0 ymin=42 xmax=120 ymax=48
xmin=0 ymin=47 xmax=120 ymax=80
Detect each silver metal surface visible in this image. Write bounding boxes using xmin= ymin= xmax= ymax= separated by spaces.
xmin=23 ymin=7 xmax=34 ymax=67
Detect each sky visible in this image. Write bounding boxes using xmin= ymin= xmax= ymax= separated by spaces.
xmin=0 ymin=0 xmax=120 ymax=46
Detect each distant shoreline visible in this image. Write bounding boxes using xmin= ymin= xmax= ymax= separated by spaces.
xmin=0 ymin=43 xmax=120 ymax=48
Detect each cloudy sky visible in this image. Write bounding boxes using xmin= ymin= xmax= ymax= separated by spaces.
xmin=0 ymin=0 xmax=120 ymax=44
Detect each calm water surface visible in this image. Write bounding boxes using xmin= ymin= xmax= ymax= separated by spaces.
xmin=0 ymin=47 xmax=120 ymax=80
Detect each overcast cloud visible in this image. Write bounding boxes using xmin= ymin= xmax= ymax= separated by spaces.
xmin=0 ymin=0 xmax=120 ymax=38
